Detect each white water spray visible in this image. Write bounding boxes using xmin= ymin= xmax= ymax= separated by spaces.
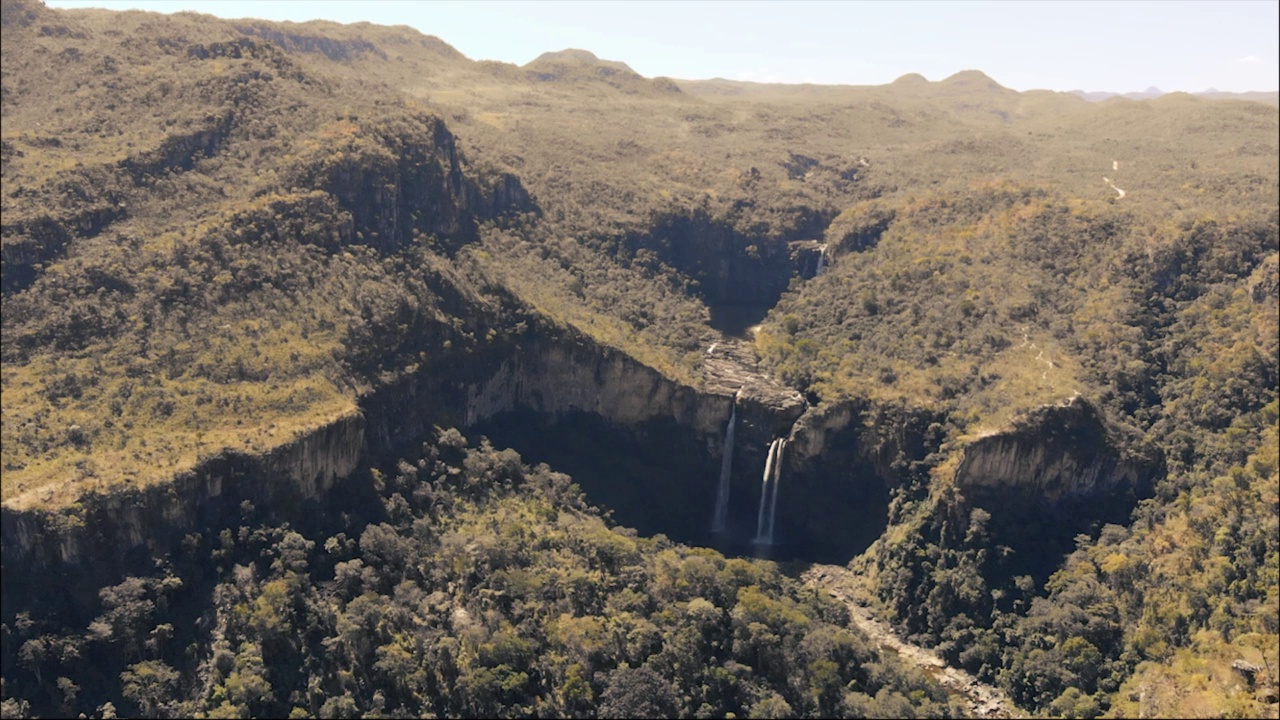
xmin=766 ymin=440 xmax=785 ymax=543
xmin=754 ymin=438 xmax=786 ymax=545
xmin=815 ymin=245 xmax=827 ymax=277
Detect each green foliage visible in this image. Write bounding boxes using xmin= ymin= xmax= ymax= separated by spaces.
xmin=2 ymin=3 xmax=1277 ymax=718
xmin=119 ymin=661 xmax=178 ymax=718
xmin=0 ymin=433 xmax=950 ymax=718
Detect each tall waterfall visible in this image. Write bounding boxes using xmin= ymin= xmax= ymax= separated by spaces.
xmin=815 ymin=245 xmax=827 ymax=276
xmin=766 ymin=440 xmax=785 ymax=543
xmin=711 ymin=401 xmax=737 ymax=533
xmin=754 ymin=438 xmax=786 ymax=545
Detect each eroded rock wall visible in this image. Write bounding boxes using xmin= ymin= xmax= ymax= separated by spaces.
xmin=949 ymin=396 xmax=1158 ymax=580
xmin=954 ymin=397 xmax=1150 ymax=503
xmin=1 ymin=412 xmax=367 ymax=615
xmin=1 ymin=327 xmax=794 ymax=617
xmin=769 ymin=400 xmax=945 ymax=561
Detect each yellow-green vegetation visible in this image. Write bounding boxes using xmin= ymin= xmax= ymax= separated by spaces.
xmin=755 ymin=188 xmax=1277 ymax=439
xmin=850 ymin=237 xmax=1277 ymax=715
xmin=0 ymin=432 xmax=965 ymax=719
xmin=2 ymin=0 xmax=1278 ymax=717
xmin=1111 ymin=635 xmax=1278 ymax=718
xmin=2 ymin=1 xmax=534 ymax=507
xmin=1 ymin=354 xmax=351 ymax=511
xmin=469 ymin=226 xmax=711 ymax=387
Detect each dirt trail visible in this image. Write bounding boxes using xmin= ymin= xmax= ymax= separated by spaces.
xmin=802 ymin=564 xmax=1024 ymax=718
xmin=1020 ymin=326 xmax=1058 ymax=386
xmin=1103 ymin=175 xmax=1126 ymax=199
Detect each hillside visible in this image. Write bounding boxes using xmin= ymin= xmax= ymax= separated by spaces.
xmin=2 ymin=1 xmax=1277 ymax=718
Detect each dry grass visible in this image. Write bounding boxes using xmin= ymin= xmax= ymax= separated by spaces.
xmin=2 ymin=0 xmax=1275 ymax=515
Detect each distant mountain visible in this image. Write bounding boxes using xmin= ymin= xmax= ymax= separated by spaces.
xmin=520 ymin=47 xmax=678 ymax=93
xmin=1196 ymin=89 xmax=1280 ymax=104
xmin=524 ymin=48 xmax=636 ymax=74
xmin=889 ymin=72 xmax=929 ymax=87
xmin=1071 ymin=86 xmax=1278 ymax=105
xmin=937 ymin=69 xmax=1010 ymax=91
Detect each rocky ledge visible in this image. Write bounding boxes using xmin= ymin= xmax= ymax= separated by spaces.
xmin=954 ymin=395 xmax=1154 ymax=503
xmin=704 ymin=339 xmax=806 ymax=420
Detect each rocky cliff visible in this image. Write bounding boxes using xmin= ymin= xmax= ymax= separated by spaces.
xmin=950 ymin=396 xmax=1158 ymax=579
xmin=622 ymin=211 xmax=828 ymax=315
xmin=954 ymin=396 xmax=1151 ymax=503
xmin=767 ymin=399 xmax=946 ymax=561
xmin=1 ymin=412 xmax=366 ymax=615
xmin=1 ymin=323 xmax=816 ymax=615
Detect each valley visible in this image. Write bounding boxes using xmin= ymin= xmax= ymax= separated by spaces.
xmin=1 ymin=1 xmax=1277 ymax=717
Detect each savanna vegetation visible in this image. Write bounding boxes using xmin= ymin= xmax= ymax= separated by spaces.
xmin=2 ymin=0 xmax=1277 ymax=717
xmin=1 ymin=431 xmax=961 ymax=719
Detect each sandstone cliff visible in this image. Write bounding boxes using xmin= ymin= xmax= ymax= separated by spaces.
xmin=955 ymin=396 xmax=1151 ymax=503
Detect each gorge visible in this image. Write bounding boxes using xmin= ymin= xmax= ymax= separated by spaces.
xmin=1 ymin=250 xmax=1158 ymax=620
xmin=2 ymin=3 xmax=1276 ymax=717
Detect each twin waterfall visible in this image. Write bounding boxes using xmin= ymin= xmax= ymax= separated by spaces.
xmin=709 ymin=396 xmax=787 ymax=546
xmin=754 ymin=438 xmax=786 ymax=545
xmin=708 ymin=245 xmax=822 ymax=541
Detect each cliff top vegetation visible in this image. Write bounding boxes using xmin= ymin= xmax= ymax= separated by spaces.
xmin=1 ymin=1 xmax=1277 ymax=717
xmin=3 ymin=0 xmax=1275 ymax=512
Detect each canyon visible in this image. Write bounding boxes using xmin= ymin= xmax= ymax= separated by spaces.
xmin=1 ymin=260 xmax=1156 ymax=625
xmin=4 ymin=5 xmax=1274 ymax=715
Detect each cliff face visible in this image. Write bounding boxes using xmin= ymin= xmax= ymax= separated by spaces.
xmin=1 ymin=324 xmax=807 ymax=610
xmin=623 ymin=212 xmax=828 ymax=312
xmin=0 ymin=313 xmax=1158 ymax=620
xmin=951 ymin=397 xmax=1158 ymax=579
xmin=954 ymin=397 xmax=1151 ymax=503
xmin=368 ymin=331 xmax=814 ymax=550
xmin=294 ymin=113 xmax=535 ymax=257
xmin=461 ymin=340 xmax=724 ymax=433
xmin=1 ymin=413 xmax=367 ymax=615
xmin=769 ymin=400 xmax=946 ymax=561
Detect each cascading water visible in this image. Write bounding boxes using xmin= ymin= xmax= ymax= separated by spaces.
xmin=755 ymin=438 xmax=786 ymax=545
xmin=815 ymin=245 xmax=827 ymax=276
xmin=755 ymin=440 xmax=779 ymax=541
xmin=765 ymin=439 xmax=785 ymax=543
xmin=711 ymin=399 xmax=738 ymax=534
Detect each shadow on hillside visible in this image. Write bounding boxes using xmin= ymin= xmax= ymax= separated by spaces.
xmin=708 ymin=303 xmax=773 ymax=338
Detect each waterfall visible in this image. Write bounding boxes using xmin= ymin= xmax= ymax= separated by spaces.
xmin=755 ymin=439 xmax=779 ymax=541
xmin=711 ymin=401 xmax=737 ymax=533
xmin=815 ymin=245 xmax=827 ymax=276
xmin=765 ymin=439 xmax=785 ymax=544
xmin=754 ymin=438 xmax=786 ymax=545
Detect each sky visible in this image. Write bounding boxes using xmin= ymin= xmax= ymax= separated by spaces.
xmin=45 ymin=0 xmax=1280 ymax=93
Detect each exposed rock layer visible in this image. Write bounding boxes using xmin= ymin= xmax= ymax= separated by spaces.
xmin=955 ymin=397 xmax=1151 ymax=503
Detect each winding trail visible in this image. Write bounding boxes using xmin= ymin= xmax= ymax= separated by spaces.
xmin=802 ymin=564 xmax=1022 ymax=719
xmin=1103 ymin=175 xmax=1126 ymax=199
xmin=1020 ymin=327 xmax=1058 ymax=386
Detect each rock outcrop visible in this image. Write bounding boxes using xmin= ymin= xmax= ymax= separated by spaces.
xmin=1 ymin=412 xmax=366 ymax=615
xmin=771 ymin=399 xmax=945 ymax=561
xmin=703 ymin=340 xmax=806 ymax=433
xmin=950 ymin=396 xmax=1158 ymax=579
xmin=954 ymin=396 xmax=1151 ymax=503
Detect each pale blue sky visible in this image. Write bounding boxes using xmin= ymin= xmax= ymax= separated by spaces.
xmin=46 ymin=0 xmax=1280 ymax=92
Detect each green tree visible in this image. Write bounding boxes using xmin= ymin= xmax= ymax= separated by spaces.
xmin=120 ymin=660 xmax=178 ymax=718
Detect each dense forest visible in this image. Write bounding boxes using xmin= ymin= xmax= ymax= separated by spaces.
xmin=2 ymin=431 xmax=961 ymax=719
xmin=1 ymin=1 xmax=1277 ymax=718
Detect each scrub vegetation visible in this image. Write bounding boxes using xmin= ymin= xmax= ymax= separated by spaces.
xmin=2 ymin=0 xmax=1277 ymax=716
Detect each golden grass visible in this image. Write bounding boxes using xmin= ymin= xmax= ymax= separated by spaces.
xmin=1 ymin=353 xmax=354 ymax=511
